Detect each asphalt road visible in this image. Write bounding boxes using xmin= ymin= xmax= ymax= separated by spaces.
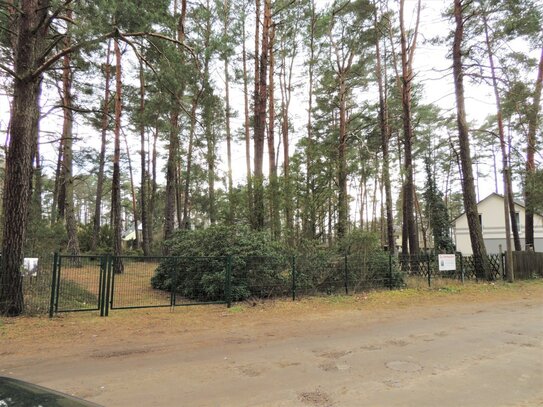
xmin=2 ymin=297 xmax=542 ymax=406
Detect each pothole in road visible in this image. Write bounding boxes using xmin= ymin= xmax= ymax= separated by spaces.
xmin=385 ymin=360 xmax=423 ymax=372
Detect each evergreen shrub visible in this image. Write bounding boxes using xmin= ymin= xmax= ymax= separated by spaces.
xmin=151 ymin=225 xmax=288 ymax=301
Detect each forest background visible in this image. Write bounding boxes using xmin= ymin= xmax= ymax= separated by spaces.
xmin=0 ymin=0 xmax=542 ymax=315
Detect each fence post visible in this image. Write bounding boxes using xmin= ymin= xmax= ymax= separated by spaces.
xmin=427 ymin=254 xmax=431 ymax=288
xmin=225 ymin=255 xmax=232 ymax=308
xmin=291 ymin=256 xmax=297 ymax=301
xmin=99 ymin=255 xmax=106 ymax=317
xmin=104 ymin=255 xmax=112 ymax=316
xmin=344 ymin=254 xmax=349 ymax=295
xmin=389 ymin=253 xmax=393 ymax=290
xmin=54 ymin=254 xmax=62 ymax=313
xmin=170 ymin=260 xmax=177 ymax=307
xmin=49 ymin=253 xmax=59 ymax=318
xmin=498 ymin=244 xmax=505 ymax=280
xmin=459 ymin=254 xmax=464 ymax=284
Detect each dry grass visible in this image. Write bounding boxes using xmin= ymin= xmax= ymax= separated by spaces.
xmin=2 ymin=278 xmax=541 ymax=352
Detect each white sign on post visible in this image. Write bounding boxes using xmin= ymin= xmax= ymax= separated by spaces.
xmin=438 ymin=254 xmax=456 ymax=271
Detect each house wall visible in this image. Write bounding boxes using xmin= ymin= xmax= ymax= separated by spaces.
xmin=453 ymin=194 xmax=543 ymax=254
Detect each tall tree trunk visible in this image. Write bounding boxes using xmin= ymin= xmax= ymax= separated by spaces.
xmin=50 ymin=135 xmax=63 ymax=225
xmin=164 ymin=0 xmax=187 ymax=245
xmin=60 ymin=17 xmax=81 ymax=257
xmin=176 ymin=158 xmax=184 ymax=229
xmin=525 ymin=47 xmax=543 ymax=250
xmin=149 ymin=123 xmax=159 ymax=245
xmin=1 ymin=0 xmax=49 ymax=316
xmin=223 ymin=0 xmax=234 ymax=224
xmin=337 ymin=73 xmax=349 ymax=240
xmin=253 ymin=0 xmax=270 ymax=230
xmin=242 ymin=11 xmax=254 ymax=224
xmin=453 ymin=0 xmax=491 ymax=279
xmin=31 ymin=141 xmax=43 ymax=223
xmin=123 ymin=133 xmax=139 ymax=250
xmin=139 ymin=58 xmax=150 ymax=256
xmin=112 ymin=39 xmax=124 ymax=274
xmin=268 ymin=23 xmax=280 ymax=239
xmin=399 ymin=0 xmax=420 ymax=255
xmin=164 ymin=102 xmax=180 ymax=242
xmin=92 ymin=41 xmax=112 ymax=252
xmin=374 ymin=1 xmax=395 ymax=253
xmin=482 ymin=12 xmax=520 ymax=253
xmin=203 ymin=7 xmax=216 ymax=226
xmin=304 ymin=0 xmax=317 ymax=240
xmin=182 ymin=94 xmax=200 ymax=229
xmin=278 ymin=11 xmax=299 ymax=244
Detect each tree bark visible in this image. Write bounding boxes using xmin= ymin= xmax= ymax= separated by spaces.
xmin=123 ymin=133 xmax=139 ymax=250
xmin=139 ymin=58 xmax=150 ymax=256
xmin=1 ymin=0 xmax=49 ymax=316
xmin=182 ymin=94 xmax=200 ymax=230
xmin=149 ymin=123 xmax=159 ymax=245
xmin=223 ymin=0 xmax=234 ymax=224
xmin=268 ymin=23 xmax=280 ymax=239
xmin=253 ymin=0 xmax=270 ymax=230
xmin=304 ymin=0 xmax=317 ymax=240
xmin=279 ymin=24 xmax=296 ymax=244
xmin=242 ymin=10 xmax=254 ymax=225
xmin=164 ymin=0 xmax=187 ymax=245
xmin=92 ymin=41 xmax=112 ymax=252
xmin=374 ymin=0 xmax=395 ymax=253
xmin=525 ymin=47 xmax=543 ymax=250
xmin=112 ymin=39 xmax=124 ymax=274
xmin=453 ymin=0 xmax=491 ymax=279
xmin=203 ymin=4 xmax=216 ymax=226
xmin=399 ymin=0 xmax=420 ymax=255
xmin=61 ymin=10 xmax=81 ymax=257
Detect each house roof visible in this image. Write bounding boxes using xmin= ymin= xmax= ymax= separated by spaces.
xmin=451 ymin=192 xmax=532 ymax=224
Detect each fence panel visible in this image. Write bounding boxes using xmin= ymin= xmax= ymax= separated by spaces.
xmin=295 ymin=254 xmax=346 ymax=296
xmin=171 ymin=256 xmax=229 ymax=306
xmin=347 ymin=252 xmax=398 ymax=292
xmin=460 ymin=254 xmax=502 ymax=280
xmin=55 ymin=255 xmax=103 ymax=313
xmin=511 ymin=251 xmax=543 ymax=279
xmin=231 ymin=256 xmax=291 ymax=300
xmin=109 ymin=256 xmax=171 ymax=309
xmin=20 ymin=254 xmax=54 ymax=315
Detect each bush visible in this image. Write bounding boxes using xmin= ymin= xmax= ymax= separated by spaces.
xmin=151 ymin=225 xmax=288 ymax=301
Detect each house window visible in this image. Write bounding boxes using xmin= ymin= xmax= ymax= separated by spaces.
xmin=515 ymin=212 xmax=520 ymax=228
xmin=479 ymin=214 xmax=483 ymax=228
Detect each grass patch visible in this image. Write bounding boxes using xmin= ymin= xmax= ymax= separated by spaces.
xmin=56 ymin=279 xmax=99 ymax=310
xmin=228 ymin=305 xmax=244 ymax=313
xmin=323 ymin=295 xmax=354 ymax=305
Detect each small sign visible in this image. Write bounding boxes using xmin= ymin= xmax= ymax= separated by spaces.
xmin=438 ymin=254 xmax=456 ymax=271
xmin=22 ymin=257 xmax=39 ymax=277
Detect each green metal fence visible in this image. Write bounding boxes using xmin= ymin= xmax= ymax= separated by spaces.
xmin=50 ymin=254 xmax=107 ymax=315
xmin=0 ymin=251 xmax=513 ymax=317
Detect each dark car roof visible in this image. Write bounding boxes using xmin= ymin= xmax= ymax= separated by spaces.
xmin=0 ymin=376 xmax=102 ymax=407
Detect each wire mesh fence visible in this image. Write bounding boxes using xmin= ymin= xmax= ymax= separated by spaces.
xmin=21 ymin=254 xmax=55 ymax=315
xmin=110 ymin=256 xmax=171 ymax=309
xmin=54 ymin=255 xmax=103 ymax=313
xmin=0 ymin=250 xmax=513 ymax=316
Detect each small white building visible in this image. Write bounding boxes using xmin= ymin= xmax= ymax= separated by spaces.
xmin=452 ymin=193 xmax=543 ymax=254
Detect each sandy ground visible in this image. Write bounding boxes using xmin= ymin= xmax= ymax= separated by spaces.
xmin=1 ymin=282 xmax=543 ymax=406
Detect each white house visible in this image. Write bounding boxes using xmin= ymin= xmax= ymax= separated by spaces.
xmin=452 ymin=193 xmax=543 ymax=254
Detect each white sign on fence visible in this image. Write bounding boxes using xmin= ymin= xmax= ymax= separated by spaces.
xmin=22 ymin=257 xmax=39 ymax=277
xmin=438 ymin=254 xmax=456 ymax=271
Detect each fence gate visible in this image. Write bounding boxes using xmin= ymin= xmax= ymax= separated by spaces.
xmin=50 ymin=254 xmax=107 ymax=316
